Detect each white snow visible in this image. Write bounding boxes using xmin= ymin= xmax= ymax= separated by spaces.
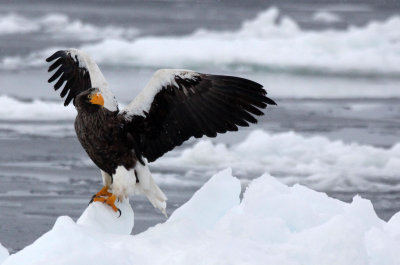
xmin=81 ymin=8 xmax=400 ymax=75
xmin=77 ymin=200 xmax=134 ymax=235
xmin=312 ymin=11 xmax=342 ymax=23
xmin=0 ymin=13 xmax=139 ymax=40
xmin=0 ymin=243 xmax=8 ymax=265
xmin=5 ymin=7 xmax=399 ymax=76
xmin=0 ymin=123 xmax=74 ymax=138
xmin=2 ymin=169 xmax=400 ymax=265
xmin=155 ymin=130 xmax=400 ymax=192
xmin=0 ymin=95 xmax=76 ymax=120
xmin=168 ymin=168 xmax=240 ymax=229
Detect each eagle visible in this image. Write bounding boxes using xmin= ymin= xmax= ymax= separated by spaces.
xmin=46 ymin=49 xmax=276 ymax=216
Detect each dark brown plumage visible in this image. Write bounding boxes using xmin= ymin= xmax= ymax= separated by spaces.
xmin=46 ymin=49 xmax=276 ymax=214
xmin=74 ymin=90 xmax=136 ymax=177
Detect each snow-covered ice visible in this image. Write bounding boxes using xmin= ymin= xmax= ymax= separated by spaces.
xmin=3 ymin=7 xmax=399 ymax=76
xmin=0 ymin=95 xmax=76 ymax=120
xmin=312 ymin=11 xmax=342 ymax=23
xmin=2 ymin=168 xmax=400 ymax=265
xmin=77 ymin=199 xmax=134 ymax=235
xmin=0 ymin=244 xmax=8 ymax=265
xmin=0 ymin=13 xmax=138 ymax=40
xmin=155 ymin=130 xmax=400 ymax=192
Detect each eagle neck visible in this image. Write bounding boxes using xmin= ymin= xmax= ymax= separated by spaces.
xmin=76 ymin=107 xmax=113 ymax=129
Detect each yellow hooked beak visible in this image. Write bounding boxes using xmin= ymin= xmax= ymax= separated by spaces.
xmin=89 ymin=93 xmax=104 ymax=106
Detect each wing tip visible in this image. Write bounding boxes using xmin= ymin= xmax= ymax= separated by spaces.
xmin=45 ymin=50 xmax=66 ymax=63
xmin=265 ymin=96 xmax=277 ymax=106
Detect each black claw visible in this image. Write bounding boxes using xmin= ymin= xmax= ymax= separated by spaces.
xmin=88 ymin=194 xmax=96 ymax=205
xmin=87 ymin=194 xmax=121 ymax=217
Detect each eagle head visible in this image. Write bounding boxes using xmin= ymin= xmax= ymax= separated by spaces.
xmin=75 ymin=88 xmax=104 ymax=111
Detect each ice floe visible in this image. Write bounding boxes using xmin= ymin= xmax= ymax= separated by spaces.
xmin=76 ymin=7 xmax=400 ymax=76
xmin=312 ymin=11 xmax=342 ymax=23
xmin=0 ymin=95 xmax=76 ymax=120
xmin=155 ymin=130 xmax=400 ymax=192
xmin=0 ymin=244 xmax=8 ymax=265
xmin=77 ymin=199 xmax=134 ymax=235
xmin=3 ymin=7 xmax=399 ymax=76
xmin=0 ymin=13 xmax=139 ymax=40
xmin=1 ymin=169 xmax=400 ymax=265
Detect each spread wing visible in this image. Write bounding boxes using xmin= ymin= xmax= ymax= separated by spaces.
xmin=120 ymin=69 xmax=276 ymax=163
xmin=46 ymin=49 xmax=118 ymax=111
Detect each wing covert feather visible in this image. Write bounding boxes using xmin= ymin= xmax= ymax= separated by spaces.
xmin=46 ymin=49 xmax=118 ymax=111
xmin=121 ymin=69 xmax=276 ymax=162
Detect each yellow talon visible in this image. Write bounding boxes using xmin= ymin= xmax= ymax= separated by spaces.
xmin=89 ymin=186 xmax=121 ymax=216
xmin=95 ymin=186 xmax=112 ymax=198
xmin=92 ymin=194 xmax=121 ymax=216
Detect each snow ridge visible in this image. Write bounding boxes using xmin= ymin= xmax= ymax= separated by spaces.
xmin=0 ymin=243 xmax=8 ymax=265
xmin=2 ymin=169 xmax=400 ymax=265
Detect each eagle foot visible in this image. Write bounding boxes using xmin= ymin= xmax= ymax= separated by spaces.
xmin=90 ymin=193 xmax=121 ymax=217
xmin=95 ymin=186 xmax=112 ymax=197
xmin=89 ymin=186 xmax=112 ymax=204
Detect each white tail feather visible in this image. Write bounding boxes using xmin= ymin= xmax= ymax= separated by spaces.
xmin=134 ymin=161 xmax=168 ymax=217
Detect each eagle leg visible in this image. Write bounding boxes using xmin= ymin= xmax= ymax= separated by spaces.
xmin=89 ymin=186 xmax=112 ymax=204
xmin=91 ymin=194 xmax=122 ymax=217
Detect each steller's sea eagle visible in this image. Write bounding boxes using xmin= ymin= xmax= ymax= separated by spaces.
xmin=46 ymin=49 xmax=276 ymax=216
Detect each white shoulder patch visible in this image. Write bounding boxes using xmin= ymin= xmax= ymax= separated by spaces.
xmin=122 ymin=69 xmax=200 ymax=118
xmin=67 ymin=49 xmax=118 ymax=112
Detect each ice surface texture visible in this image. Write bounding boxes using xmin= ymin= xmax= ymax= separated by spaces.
xmin=156 ymin=130 xmax=400 ymax=192
xmin=77 ymin=199 xmax=134 ymax=235
xmin=312 ymin=11 xmax=342 ymax=23
xmin=2 ymin=168 xmax=400 ymax=265
xmin=0 ymin=13 xmax=138 ymax=40
xmin=0 ymin=95 xmax=76 ymax=121
xmin=2 ymin=7 xmax=399 ymax=76
xmin=0 ymin=244 xmax=8 ymax=265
